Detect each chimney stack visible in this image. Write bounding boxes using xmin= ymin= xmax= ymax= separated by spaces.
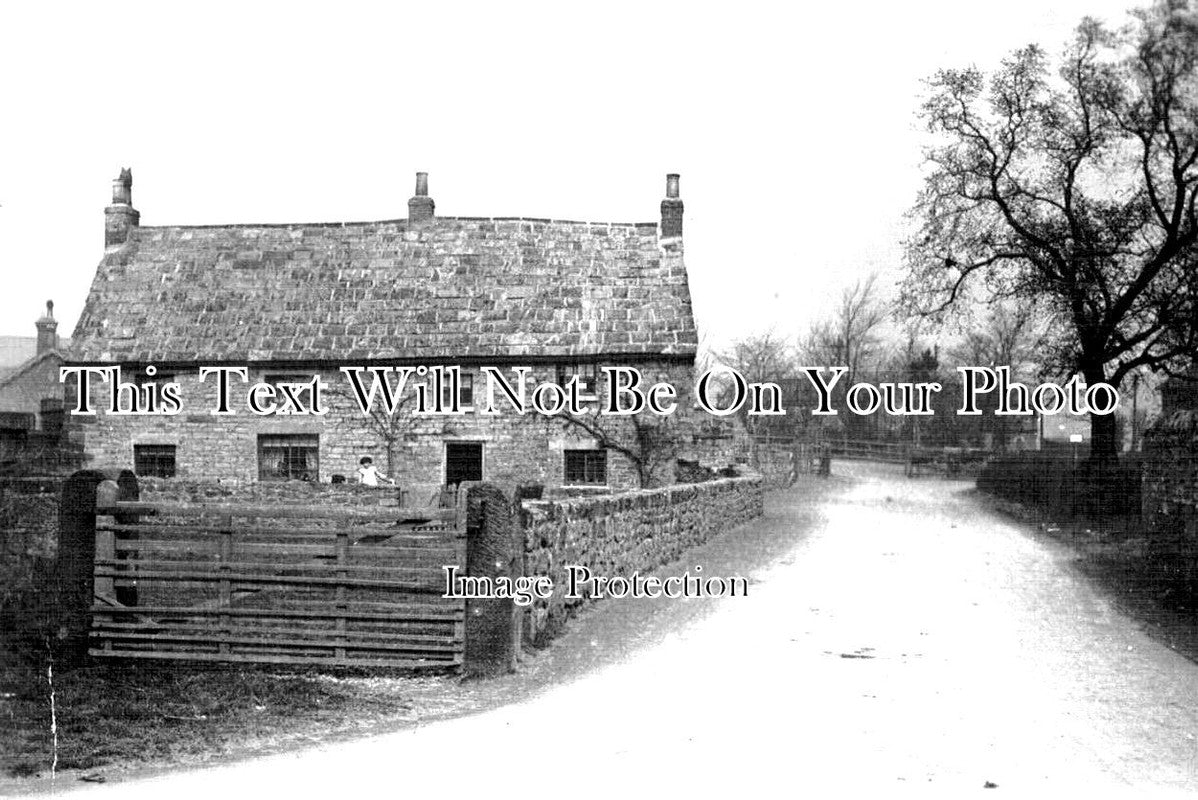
xmin=35 ymin=300 xmax=57 ymax=355
xmin=408 ymin=171 xmax=435 ymax=223
xmin=661 ymin=173 xmax=683 ymax=239
xmin=105 ymin=168 xmax=140 ymax=247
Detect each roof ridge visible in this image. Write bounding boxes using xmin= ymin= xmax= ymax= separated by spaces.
xmin=134 ymin=217 xmax=660 ymax=232
xmin=0 ymin=349 xmax=68 ymax=390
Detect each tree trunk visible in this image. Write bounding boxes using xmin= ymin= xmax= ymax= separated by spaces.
xmin=1088 ymin=410 xmax=1119 ymax=463
xmin=1082 ymin=360 xmax=1119 ymax=463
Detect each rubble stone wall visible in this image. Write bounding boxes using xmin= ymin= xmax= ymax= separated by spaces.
xmin=520 ymin=475 xmax=763 ymax=642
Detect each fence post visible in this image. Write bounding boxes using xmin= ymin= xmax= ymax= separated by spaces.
xmin=461 ymin=482 xmax=520 ymax=678
xmin=55 ymin=467 xmax=138 ymax=669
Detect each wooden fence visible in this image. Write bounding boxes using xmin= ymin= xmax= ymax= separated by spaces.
xmin=88 ymin=495 xmax=467 ymax=669
xmin=751 ymin=435 xmax=988 ymax=477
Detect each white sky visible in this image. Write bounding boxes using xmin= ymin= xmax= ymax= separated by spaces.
xmin=0 ymin=0 xmax=1135 ymax=352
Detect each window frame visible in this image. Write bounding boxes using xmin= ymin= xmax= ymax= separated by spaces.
xmin=257 ymin=433 xmax=320 ymax=482
xmin=133 ymin=444 xmax=177 ymax=478
xmin=563 ymin=448 xmax=608 ymax=486
xmin=556 ymin=363 xmax=599 ymax=396
xmin=440 ymin=371 xmax=474 ymax=408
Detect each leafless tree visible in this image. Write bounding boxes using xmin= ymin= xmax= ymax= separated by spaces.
xmin=804 ymin=274 xmax=889 ymax=378
xmin=554 ymin=412 xmax=684 ymax=489
xmin=903 ymin=2 xmax=1198 ymax=459
xmin=324 ymin=384 xmax=417 ymax=478
xmin=713 ymin=329 xmax=796 ymax=437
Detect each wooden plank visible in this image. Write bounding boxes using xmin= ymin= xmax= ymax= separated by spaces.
xmin=88 ymin=649 xmax=461 ymax=668
xmin=95 ymin=500 xmax=456 ymax=523
xmin=98 ymin=523 xmax=460 ymax=544
xmin=91 ymin=568 xmax=445 ymax=590
xmin=95 ymin=527 xmax=115 ymax=599
xmin=111 ymin=540 xmax=459 ymax=560
xmin=335 ymin=531 xmax=347 ymax=661
xmin=89 ymin=603 xmax=463 ymax=620
xmin=94 ymin=558 xmax=447 ymax=577
xmin=92 ymin=622 xmax=456 ymax=645
xmin=90 ymin=630 xmax=461 ymax=652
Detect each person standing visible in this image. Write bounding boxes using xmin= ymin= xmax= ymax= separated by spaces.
xmin=356 ymin=456 xmax=394 ymax=487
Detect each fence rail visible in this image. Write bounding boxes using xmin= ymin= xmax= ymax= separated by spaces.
xmin=88 ymin=492 xmax=467 ymax=669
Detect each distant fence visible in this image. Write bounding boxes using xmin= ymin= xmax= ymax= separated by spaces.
xmin=55 ymin=469 xmax=523 ymax=674
xmin=827 ymin=439 xmax=910 ymax=464
xmin=750 ymin=436 xmax=985 ymax=478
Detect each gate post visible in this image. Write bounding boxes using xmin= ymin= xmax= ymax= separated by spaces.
xmin=55 ymin=467 xmax=138 ymax=669
xmin=460 ymin=483 xmax=520 ymax=677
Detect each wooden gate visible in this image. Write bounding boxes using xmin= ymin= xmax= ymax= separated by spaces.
xmin=89 ymin=493 xmax=466 ymax=669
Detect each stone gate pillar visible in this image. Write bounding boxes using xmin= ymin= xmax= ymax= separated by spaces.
xmin=461 ymin=482 xmax=521 ymax=677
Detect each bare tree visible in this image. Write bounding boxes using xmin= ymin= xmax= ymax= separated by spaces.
xmin=324 ymin=384 xmax=417 ymax=477
xmin=801 ymin=274 xmax=889 ymax=440
xmin=714 ymin=329 xmax=795 ymax=436
xmin=554 ymin=412 xmax=684 ymax=489
xmin=804 ymin=274 xmax=889 ymax=377
xmin=903 ymin=2 xmax=1198 ymax=460
xmin=949 ymin=303 xmax=1050 ymax=450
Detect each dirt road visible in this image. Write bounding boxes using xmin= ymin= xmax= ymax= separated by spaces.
xmin=46 ymin=463 xmax=1198 ymax=796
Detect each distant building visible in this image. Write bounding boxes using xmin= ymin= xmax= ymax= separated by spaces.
xmin=0 ymin=301 xmax=69 ymax=438
xmin=0 ymin=302 xmax=78 ymax=474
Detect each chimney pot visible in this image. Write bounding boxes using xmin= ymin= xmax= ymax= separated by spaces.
xmin=408 ymin=171 xmax=435 ymax=223
xmin=112 ymin=167 xmax=133 ymax=205
xmin=35 ymin=300 xmax=58 ymax=355
xmin=660 ymin=173 xmax=683 ymax=239
xmin=105 ymin=167 xmax=140 ymax=247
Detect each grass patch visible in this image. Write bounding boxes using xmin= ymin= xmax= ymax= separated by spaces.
xmin=0 ymin=657 xmax=463 ymax=781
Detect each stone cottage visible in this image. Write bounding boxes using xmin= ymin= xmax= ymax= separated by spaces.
xmin=67 ymin=170 xmax=698 ymax=499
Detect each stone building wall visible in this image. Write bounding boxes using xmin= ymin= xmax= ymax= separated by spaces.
xmin=520 ymin=474 xmax=764 ymax=642
xmin=1142 ymin=409 xmax=1198 ymax=528
xmin=73 ymin=359 xmax=696 ymax=500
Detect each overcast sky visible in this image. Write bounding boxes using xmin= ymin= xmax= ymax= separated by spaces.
xmin=0 ymin=0 xmax=1136 ymax=352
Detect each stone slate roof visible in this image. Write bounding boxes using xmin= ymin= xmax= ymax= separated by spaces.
xmin=72 ymin=218 xmax=696 ymax=363
xmin=0 ymin=336 xmax=35 ymax=369
xmin=0 ymin=336 xmax=70 ymax=382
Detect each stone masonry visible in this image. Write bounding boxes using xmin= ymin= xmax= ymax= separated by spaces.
xmin=520 ymin=474 xmax=764 ymax=642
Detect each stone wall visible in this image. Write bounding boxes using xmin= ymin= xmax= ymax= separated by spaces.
xmin=137 ymin=477 xmax=407 ymax=508
xmin=73 ymin=359 xmax=697 ymax=501
xmin=1142 ymin=409 xmax=1198 ymax=528
xmin=0 ymin=485 xmax=59 ymax=652
xmin=520 ymin=474 xmax=763 ymax=642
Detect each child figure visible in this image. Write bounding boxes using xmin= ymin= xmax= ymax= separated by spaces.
xmin=356 ymin=456 xmax=394 ymax=487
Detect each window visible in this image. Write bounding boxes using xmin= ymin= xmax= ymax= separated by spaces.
xmin=134 ymin=444 xmax=177 ymax=478
xmin=258 ymin=434 xmax=319 ymax=481
xmin=564 ymin=449 xmax=607 ymax=485
xmin=441 ymin=372 xmax=474 ymax=408
xmin=556 ymin=363 xmax=598 ymax=395
xmin=445 ymin=441 xmax=483 ymax=487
